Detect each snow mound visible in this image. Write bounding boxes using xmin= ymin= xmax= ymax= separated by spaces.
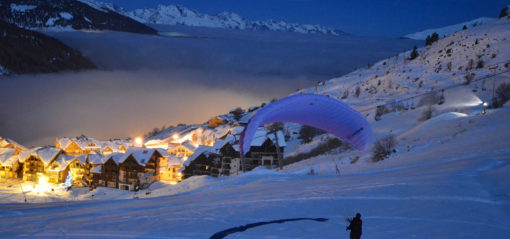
xmin=400 ymin=112 xmax=467 ymax=139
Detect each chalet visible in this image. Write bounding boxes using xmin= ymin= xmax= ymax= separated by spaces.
xmin=101 ymin=145 xmax=114 ymax=156
xmin=208 ymin=117 xmax=224 ymax=128
xmin=168 ymin=140 xmax=196 ymax=158
xmin=47 ymin=154 xmax=74 ymax=184
xmin=182 ymin=145 xmax=213 ymax=178
xmin=0 ymin=137 xmax=27 ymax=155
xmin=210 ymin=140 xmax=240 ymax=176
xmin=56 ymin=136 xmax=129 ymax=156
xmin=56 ymin=138 xmax=84 ymax=156
xmin=182 ymin=140 xmax=240 ymax=178
xmin=0 ymin=148 xmax=21 ymax=179
xmin=18 ymin=146 xmax=62 ymax=182
xmin=159 ymin=155 xmax=184 ymax=182
xmin=100 ymin=152 xmax=124 ymax=188
xmin=67 ymin=155 xmax=89 ymax=187
xmin=243 ymin=129 xmax=286 ymax=170
xmin=118 ymin=148 xmax=166 ymax=191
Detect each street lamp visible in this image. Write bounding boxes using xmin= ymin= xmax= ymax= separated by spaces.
xmin=482 ymin=102 xmax=488 ymax=115
xmin=134 ymin=137 xmax=143 ymax=147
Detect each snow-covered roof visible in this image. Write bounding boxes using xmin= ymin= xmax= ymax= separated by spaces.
xmin=49 ymin=154 xmax=75 ymax=172
xmin=18 ymin=147 xmax=39 ymax=163
xmin=57 ymin=136 xmax=130 ymax=152
xmin=18 ymin=146 xmax=61 ymax=165
xmin=211 ymin=139 xmax=236 ymax=155
xmin=88 ymin=153 xmax=104 ymax=165
xmin=0 ymin=148 xmax=18 ymax=167
xmin=123 ymin=147 xmax=166 ymax=166
xmin=239 ymin=111 xmax=256 ymax=124
xmin=168 ymin=155 xmax=184 ymax=166
xmin=56 ymin=137 xmax=74 ymax=149
xmin=181 ymin=140 xmax=197 ymax=152
xmin=75 ymin=155 xmax=87 ymax=165
xmin=103 ymin=152 xmax=126 ymax=165
xmin=0 ymin=137 xmax=27 ymax=151
xmin=184 ymin=145 xmax=212 ymax=167
xmin=231 ymin=126 xmax=245 ymax=135
xmin=36 ymin=146 xmax=62 ymax=165
xmin=91 ymin=165 xmax=102 ymax=174
xmin=250 ymin=129 xmax=286 ymax=147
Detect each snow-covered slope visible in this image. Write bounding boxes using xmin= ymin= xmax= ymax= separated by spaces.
xmin=307 ymin=18 xmax=510 ymax=112
xmin=405 ymin=17 xmax=495 ymax=40
xmin=125 ymin=5 xmax=345 ymax=36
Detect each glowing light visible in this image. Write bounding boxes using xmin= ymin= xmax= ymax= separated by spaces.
xmin=170 ymin=181 xmax=178 ymax=185
xmin=483 ymin=102 xmax=488 ymax=107
xmin=182 ymin=156 xmax=188 ymax=161
xmin=134 ymin=137 xmax=143 ymax=147
xmin=34 ymin=174 xmax=52 ymax=193
xmin=172 ymin=134 xmax=179 ymax=140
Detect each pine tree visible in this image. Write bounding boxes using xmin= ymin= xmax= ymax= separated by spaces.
xmin=462 ymin=25 xmax=467 ymax=30
xmin=425 ymin=32 xmax=439 ymax=46
xmin=499 ymin=7 xmax=508 ymax=18
xmin=409 ymin=46 xmax=419 ymax=60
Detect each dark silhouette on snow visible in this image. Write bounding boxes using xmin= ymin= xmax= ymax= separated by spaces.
xmin=209 ymin=217 xmax=328 ymax=239
xmin=346 ymin=213 xmax=362 ymax=239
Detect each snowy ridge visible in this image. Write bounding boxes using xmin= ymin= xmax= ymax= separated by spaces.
xmin=306 ymin=18 xmax=510 ymax=111
xmin=125 ymin=4 xmax=345 ymax=36
xmin=405 ymin=17 xmax=495 ymax=40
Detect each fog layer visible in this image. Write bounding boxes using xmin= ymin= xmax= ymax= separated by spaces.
xmin=1 ymin=27 xmax=419 ymax=146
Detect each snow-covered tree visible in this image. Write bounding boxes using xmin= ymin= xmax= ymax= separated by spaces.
xmin=65 ymin=170 xmax=72 ymax=187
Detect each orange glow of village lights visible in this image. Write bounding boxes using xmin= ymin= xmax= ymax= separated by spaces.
xmin=172 ymin=134 xmax=179 ymax=141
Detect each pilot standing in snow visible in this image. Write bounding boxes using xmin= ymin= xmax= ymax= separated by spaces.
xmin=346 ymin=213 xmax=362 ymax=239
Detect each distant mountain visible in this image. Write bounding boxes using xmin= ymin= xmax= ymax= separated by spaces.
xmin=0 ymin=20 xmax=96 ymax=74
xmin=125 ymin=5 xmax=345 ymax=36
xmin=405 ymin=17 xmax=495 ymax=40
xmin=0 ymin=0 xmax=157 ymax=35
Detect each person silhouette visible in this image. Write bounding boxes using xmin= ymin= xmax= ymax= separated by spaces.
xmin=346 ymin=213 xmax=362 ymax=239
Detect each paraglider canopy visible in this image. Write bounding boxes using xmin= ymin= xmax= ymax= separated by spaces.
xmin=239 ymin=94 xmax=373 ymax=156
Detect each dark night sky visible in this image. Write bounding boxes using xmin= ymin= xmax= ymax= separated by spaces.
xmin=102 ymin=0 xmax=507 ymax=37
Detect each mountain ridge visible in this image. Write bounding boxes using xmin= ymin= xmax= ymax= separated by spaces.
xmin=124 ymin=4 xmax=345 ymax=36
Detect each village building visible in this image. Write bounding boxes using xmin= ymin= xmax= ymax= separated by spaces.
xmin=0 ymin=148 xmax=21 ymax=179
xmin=100 ymin=152 xmax=124 ymax=188
xmin=56 ymin=136 xmax=130 ymax=156
xmin=243 ymin=129 xmax=286 ymax=170
xmin=117 ymin=148 xmax=166 ymax=191
xmin=168 ymin=140 xmax=196 ymax=159
xmin=182 ymin=145 xmax=213 ymax=178
xmin=18 ymin=146 xmax=62 ymax=182
xmin=87 ymin=152 xmax=105 ymax=187
xmin=182 ymin=139 xmax=241 ymax=178
xmin=159 ymin=155 xmax=184 ymax=182
xmin=183 ymin=129 xmax=286 ymax=178
xmin=0 ymin=137 xmax=27 ymax=155
xmin=47 ymin=154 xmax=71 ymax=183
xmin=56 ymin=138 xmax=84 ymax=156
xmin=208 ymin=117 xmax=225 ymax=128
xmin=209 ymin=140 xmax=240 ymax=177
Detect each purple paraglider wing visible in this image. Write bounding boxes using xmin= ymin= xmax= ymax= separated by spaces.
xmin=239 ymin=94 xmax=373 ymax=156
